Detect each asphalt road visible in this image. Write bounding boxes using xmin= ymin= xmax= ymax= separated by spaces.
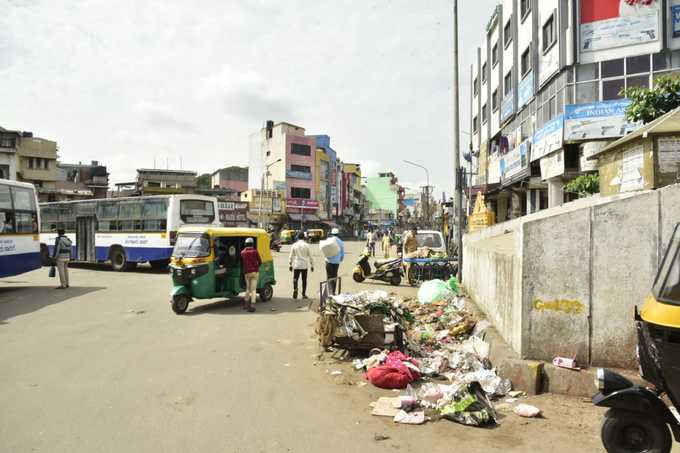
xmin=0 ymin=241 xmax=609 ymax=453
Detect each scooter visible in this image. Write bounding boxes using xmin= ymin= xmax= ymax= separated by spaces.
xmin=352 ymin=248 xmax=403 ymax=286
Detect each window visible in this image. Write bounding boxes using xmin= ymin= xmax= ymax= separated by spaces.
xmin=602 ymin=59 xmax=624 ymax=78
xmin=542 ymin=14 xmax=556 ymax=53
xmin=0 ymin=211 xmax=14 ymax=234
xmin=291 ymin=143 xmax=311 ymax=156
xmin=180 ymin=200 xmax=215 ymax=224
xmin=626 ymin=75 xmax=650 ymax=91
xmin=492 ymin=43 xmax=499 ymax=67
xmin=143 ymin=199 xmax=168 ymax=231
xmin=482 ymin=103 xmax=488 ymax=124
xmin=576 ymin=63 xmax=599 ymax=82
xmin=603 ymin=78 xmax=626 ymax=101
xmin=627 ymin=55 xmax=650 ymax=75
xmin=504 ymin=18 xmax=512 ymax=47
xmin=290 ymin=165 xmax=311 ymax=173
xmin=653 ymin=53 xmax=668 ymax=71
xmin=473 ymin=116 xmax=479 ymax=133
xmin=291 ymin=187 xmax=311 ymax=199
xmin=173 ymin=233 xmax=211 ymax=258
xmin=482 ymin=63 xmax=487 ymax=83
xmin=15 ymin=212 xmax=37 ymax=233
xmin=520 ymin=0 xmax=531 ymax=20
xmin=266 ymin=150 xmax=271 ymax=157
xmin=653 ymin=232 xmax=680 ymax=304
xmin=492 ymin=89 xmax=499 ymax=112
xmin=97 ymin=201 xmax=119 ymax=231
xmin=0 ymin=133 xmax=16 ymax=148
xmin=521 ymin=47 xmax=531 ymax=77
xmin=473 ymin=77 xmax=479 ymax=96
xmin=504 ymin=71 xmax=512 ymax=95
xmin=119 ymin=200 xmax=144 ymax=231
xmin=42 ymin=159 xmax=48 ymax=170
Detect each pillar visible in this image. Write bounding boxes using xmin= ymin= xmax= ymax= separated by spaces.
xmin=548 ymin=177 xmax=564 ymax=209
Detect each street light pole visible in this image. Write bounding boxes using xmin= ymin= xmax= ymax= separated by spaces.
xmin=404 ymin=160 xmax=430 ymax=227
xmin=453 ymin=0 xmax=463 ymax=280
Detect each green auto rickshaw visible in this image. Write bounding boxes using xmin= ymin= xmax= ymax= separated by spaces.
xmin=169 ymin=227 xmax=276 ymax=314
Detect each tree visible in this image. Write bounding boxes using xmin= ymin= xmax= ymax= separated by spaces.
xmin=196 ymin=173 xmax=211 ymax=188
xmin=564 ymin=174 xmax=599 ymax=198
xmin=621 ymin=75 xmax=680 ymax=124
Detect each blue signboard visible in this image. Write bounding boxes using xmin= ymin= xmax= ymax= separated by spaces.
xmin=564 ymin=99 xmax=638 ymax=141
xmin=532 ymin=115 xmax=564 ymax=162
xmin=564 ymin=99 xmax=631 ymax=120
xmin=518 ymin=72 xmax=534 ymax=109
xmin=674 ymin=5 xmax=680 ymax=38
xmin=501 ymin=92 xmax=514 ymax=123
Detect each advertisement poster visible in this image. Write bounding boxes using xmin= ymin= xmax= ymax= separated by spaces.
xmin=501 ymin=92 xmax=515 ymax=124
xmin=532 ymin=115 xmax=564 ymax=162
xmin=564 ymin=99 xmax=639 ymax=141
xmin=539 ymin=42 xmax=560 ymax=87
xmin=518 ymin=73 xmax=534 ymax=109
xmin=487 ymin=153 xmax=501 ymax=185
xmin=500 ymin=140 xmax=530 ymax=182
xmin=673 ymin=3 xmax=680 ymax=38
xmin=540 ymin=150 xmax=565 ymax=180
xmin=580 ymin=0 xmax=660 ymax=52
xmin=620 ymin=146 xmax=645 ymax=192
xmin=657 ymin=137 xmax=680 ymax=173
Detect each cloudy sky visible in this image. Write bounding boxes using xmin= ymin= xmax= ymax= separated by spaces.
xmin=1 ymin=0 xmax=498 ymax=194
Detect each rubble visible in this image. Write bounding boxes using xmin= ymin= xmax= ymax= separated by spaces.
xmin=317 ymin=284 xmax=515 ymax=428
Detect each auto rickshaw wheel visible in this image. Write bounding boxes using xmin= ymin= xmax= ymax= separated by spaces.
xmin=171 ymin=294 xmax=191 ymax=314
xmin=258 ymin=283 xmax=273 ymax=302
xmin=353 ymin=272 xmax=365 ymax=283
xmin=601 ymin=409 xmax=671 ymax=453
xmin=390 ymin=275 xmax=401 ymax=286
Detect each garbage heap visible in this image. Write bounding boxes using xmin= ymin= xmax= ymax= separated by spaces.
xmin=317 ymin=279 xmax=512 ymax=427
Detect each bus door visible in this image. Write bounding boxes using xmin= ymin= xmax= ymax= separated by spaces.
xmin=76 ymin=216 xmax=96 ymax=262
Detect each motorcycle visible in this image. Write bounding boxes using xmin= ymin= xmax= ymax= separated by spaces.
xmin=352 ymin=248 xmax=403 ymax=286
xmin=592 ymin=223 xmax=680 ymax=453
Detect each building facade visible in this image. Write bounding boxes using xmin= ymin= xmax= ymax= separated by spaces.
xmin=211 ymin=166 xmax=248 ymax=193
xmin=364 ymin=172 xmax=400 ymax=226
xmin=469 ymin=0 xmax=680 ymax=223
xmin=135 ymin=169 xmax=198 ymax=195
xmin=56 ymin=161 xmax=109 ymax=200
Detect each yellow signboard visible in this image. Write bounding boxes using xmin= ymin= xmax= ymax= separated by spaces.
xmin=468 ymin=193 xmax=495 ymax=232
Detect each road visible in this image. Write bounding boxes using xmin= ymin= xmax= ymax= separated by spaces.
xmin=0 ymin=240 xmax=608 ymax=453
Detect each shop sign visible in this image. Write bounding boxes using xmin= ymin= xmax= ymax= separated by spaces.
xmin=518 ymin=72 xmax=534 ymax=109
xmin=580 ymin=0 xmax=660 ymax=53
xmin=286 ymin=198 xmax=320 ymax=208
xmin=286 ymin=169 xmax=312 ymax=180
xmin=532 ymin=115 xmax=564 ymax=162
xmin=501 ymin=92 xmax=515 ymax=123
xmin=564 ymin=99 xmax=639 ymax=142
xmin=540 ymin=150 xmax=565 ymax=180
xmin=500 ymin=140 xmax=530 ymax=183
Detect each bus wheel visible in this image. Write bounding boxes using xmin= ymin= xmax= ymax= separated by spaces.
xmin=40 ymin=244 xmax=51 ymax=267
xmin=171 ymin=294 xmax=190 ymax=314
xmin=258 ymin=283 xmax=273 ymax=302
xmin=110 ymin=247 xmax=129 ymax=272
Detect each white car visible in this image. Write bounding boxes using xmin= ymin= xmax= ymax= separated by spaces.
xmin=415 ymin=230 xmax=447 ymax=255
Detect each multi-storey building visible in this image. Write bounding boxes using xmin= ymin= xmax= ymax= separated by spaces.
xmin=210 ymin=166 xmax=248 ymax=193
xmin=469 ymin=0 xmax=680 ymax=222
xmin=56 ymin=161 xmax=109 ymax=200
xmin=342 ymin=163 xmax=363 ymax=232
xmin=312 ymin=135 xmax=339 ymax=223
xmin=364 ymin=172 xmax=400 ymax=226
xmin=136 ymin=169 xmax=197 ymax=195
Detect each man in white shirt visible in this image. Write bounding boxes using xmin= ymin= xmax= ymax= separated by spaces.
xmin=289 ymin=232 xmax=314 ymax=299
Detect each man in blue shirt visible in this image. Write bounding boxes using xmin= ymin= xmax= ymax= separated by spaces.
xmin=324 ymin=228 xmax=344 ymax=295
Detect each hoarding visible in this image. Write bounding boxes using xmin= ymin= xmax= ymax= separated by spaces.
xmin=487 ymin=153 xmax=501 ymax=185
xmin=286 ymin=198 xmax=320 ymax=208
xmin=518 ymin=72 xmax=534 ymax=109
xmin=501 ymin=92 xmax=515 ymax=123
xmin=500 ymin=140 xmax=530 ymax=183
xmin=674 ymin=3 xmax=680 ymax=38
xmin=540 ymin=150 xmax=565 ymax=180
xmin=580 ymin=0 xmax=660 ymax=53
xmin=564 ymin=99 xmax=639 ymax=142
xmin=532 ymin=115 xmax=564 ymax=162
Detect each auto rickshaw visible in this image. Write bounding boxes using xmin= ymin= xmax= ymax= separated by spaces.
xmin=593 ymin=224 xmax=680 ymax=453
xmin=307 ymin=229 xmax=325 ymax=243
xmin=280 ymin=229 xmax=297 ymax=244
xmin=169 ymin=227 xmax=276 ymax=314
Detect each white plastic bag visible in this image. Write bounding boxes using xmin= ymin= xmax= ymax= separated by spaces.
xmin=320 ymin=237 xmax=340 ymax=258
xmin=417 ymin=279 xmax=454 ymax=304
xmin=514 ymin=404 xmax=541 ymax=418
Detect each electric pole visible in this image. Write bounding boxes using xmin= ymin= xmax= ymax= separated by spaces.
xmin=453 ymin=0 xmax=463 ymax=280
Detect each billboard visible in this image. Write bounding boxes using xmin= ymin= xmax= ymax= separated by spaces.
xmin=564 ymin=99 xmax=639 ymax=142
xmin=500 ymin=140 xmax=531 ymax=183
xmin=518 ymin=73 xmax=534 ymax=109
xmin=674 ymin=3 xmax=680 ymax=38
xmin=580 ymin=0 xmax=660 ymax=53
xmin=501 ymin=92 xmax=515 ymax=123
xmin=540 ymin=150 xmax=565 ymax=181
xmin=532 ymin=115 xmax=564 ymax=162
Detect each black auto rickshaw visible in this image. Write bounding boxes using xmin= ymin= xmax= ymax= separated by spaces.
xmin=593 ymin=224 xmax=680 ymax=453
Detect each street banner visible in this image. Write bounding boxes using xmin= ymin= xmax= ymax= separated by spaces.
xmin=532 ymin=115 xmax=564 ymax=162
xmin=518 ymin=72 xmax=534 ymax=109
xmin=580 ymin=0 xmax=660 ymax=53
xmin=501 ymin=92 xmax=514 ymax=123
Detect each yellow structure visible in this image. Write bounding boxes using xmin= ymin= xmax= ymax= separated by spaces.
xmin=468 ymin=192 xmax=496 ymax=232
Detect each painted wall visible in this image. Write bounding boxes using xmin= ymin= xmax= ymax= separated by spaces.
xmin=364 ymin=176 xmax=398 ymax=214
xmin=598 ymin=139 xmax=655 ymax=197
xmin=285 ymin=134 xmax=316 ymax=200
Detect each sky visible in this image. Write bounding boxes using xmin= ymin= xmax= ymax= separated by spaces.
xmin=1 ymin=0 xmax=498 ymax=196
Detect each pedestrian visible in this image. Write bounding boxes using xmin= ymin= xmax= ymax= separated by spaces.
xmin=322 ymin=228 xmax=344 ymax=295
xmin=52 ymin=228 xmax=72 ymax=289
xmin=289 ymin=232 xmax=314 ymax=299
xmin=382 ymin=231 xmax=392 ymax=259
xmin=240 ymin=237 xmax=261 ymax=312
xmin=366 ymin=229 xmax=375 ymax=257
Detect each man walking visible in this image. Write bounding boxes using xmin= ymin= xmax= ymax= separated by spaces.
xmin=322 ymin=228 xmax=344 ymax=295
xmin=366 ymin=229 xmax=375 ymax=257
xmin=52 ymin=228 xmax=72 ymax=289
xmin=240 ymin=237 xmax=261 ymax=313
xmin=289 ymin=232 xmax=314 ymax=299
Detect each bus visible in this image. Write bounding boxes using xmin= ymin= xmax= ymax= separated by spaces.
xmin=0 ymin=179 xmax=41 ymax=278
xmin=39 ymin=195 xmax=219 ymax=271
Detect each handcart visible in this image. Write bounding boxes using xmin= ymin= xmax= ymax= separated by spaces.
xmin=403 ymin=257 xmax=458 ymax=286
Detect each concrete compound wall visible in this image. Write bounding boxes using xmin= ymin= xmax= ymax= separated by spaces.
xmin=463 ymin=183 xmax=680 ymax=368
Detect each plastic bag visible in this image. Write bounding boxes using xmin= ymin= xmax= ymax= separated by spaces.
xmin=319 ymin=237 xmax=340 ymax=258
xmin=417 ymin=279 xmax=453 ymax=304
xmin=48 ymin=266 xmax=56 ymax=278
xmin=514 ymin=404 xmax=541 ymax=418
xmin=440 ymin=382 xmax=497 ymax=426
xmin=447 ymin=276 xmax=460 ymax=294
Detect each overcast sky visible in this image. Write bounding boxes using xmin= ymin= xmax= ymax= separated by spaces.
xmin=1 ymin=0 xmax=498 ymax=195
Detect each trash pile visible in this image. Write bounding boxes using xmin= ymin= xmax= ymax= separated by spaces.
xmin=317 ymin=278 xmax=529 ymax=427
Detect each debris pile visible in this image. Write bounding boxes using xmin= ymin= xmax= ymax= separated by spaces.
xmin=318 ymin=279 xmax=523 ymax=427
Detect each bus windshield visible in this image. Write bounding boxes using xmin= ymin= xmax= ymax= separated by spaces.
xmin=173 ymin=234 xmax=211 ymax=258
xmin=180 ymin=200 xmax=215 ymax=224
xmin=416 ymin=232 xmax=443 ymax=249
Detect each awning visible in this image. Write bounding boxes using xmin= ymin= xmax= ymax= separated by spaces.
xmin=322 ymin=221 xmax=339 ymax=228
xmin=288 ymin=214 xmax=320 ymax=222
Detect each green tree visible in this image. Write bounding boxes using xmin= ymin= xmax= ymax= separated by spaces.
xmin=196 ymin=173 xmax=212 ymax=188
xmin=564 ymin=174 xmax=600 ymax=198
xmin=621 ymin=75 xmax=680 ymax=124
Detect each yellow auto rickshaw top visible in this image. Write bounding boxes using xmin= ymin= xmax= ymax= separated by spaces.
xmin=175 ymin=226 xmax=273 ymax=262
xmin=640 ymin=294 xmax=680 ymax=329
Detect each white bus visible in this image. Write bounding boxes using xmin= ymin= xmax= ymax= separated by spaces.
xmin=39 ymin=195 xmax=219 ymax=271
xmin=0 ymin=179 xmax=41 ymax=278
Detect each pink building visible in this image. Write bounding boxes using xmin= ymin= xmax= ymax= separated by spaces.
xmin=211 ymin=166 xmax=248 ymax=193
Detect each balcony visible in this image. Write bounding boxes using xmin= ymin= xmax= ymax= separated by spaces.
xmin=19 ymin=167 xmax=56 ymax=182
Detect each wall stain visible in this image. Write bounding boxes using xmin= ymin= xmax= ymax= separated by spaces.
xmin=533 ymin=299 xmax=584 ymax=314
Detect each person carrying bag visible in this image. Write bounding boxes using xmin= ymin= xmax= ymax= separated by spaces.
xmin=52 ymin=228 xmax=72 ymax=289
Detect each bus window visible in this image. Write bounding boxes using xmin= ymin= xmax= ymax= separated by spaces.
xmin=0 ymin=185 xmax=11 ymax=210
xmin=11 ymin=187 xmax=37 ymax=212
xmin=0 ymin=211 xmax=14 ymax=234
xmin=119 ymin=200 xmax=144 ymax=231
xmin=180 ymin=200 xmax=215 ymax=224
xmin=97 ymin=201 xmax=119 ymax=231
xmin=15 ymin=212 xmax=37 ymax=233
xmin=41 ymin=206 xmax=59 ymax=232
xmin=143 ymin=199 xmax=168 ymax=231
xmin=76 ymin=202 xmax=96 ymax=216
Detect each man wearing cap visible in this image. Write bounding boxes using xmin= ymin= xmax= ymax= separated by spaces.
xmin=240 ymin=237 xmax=261 ymax=312
xmin=323 ymin=228 xmax=344 ymax=295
